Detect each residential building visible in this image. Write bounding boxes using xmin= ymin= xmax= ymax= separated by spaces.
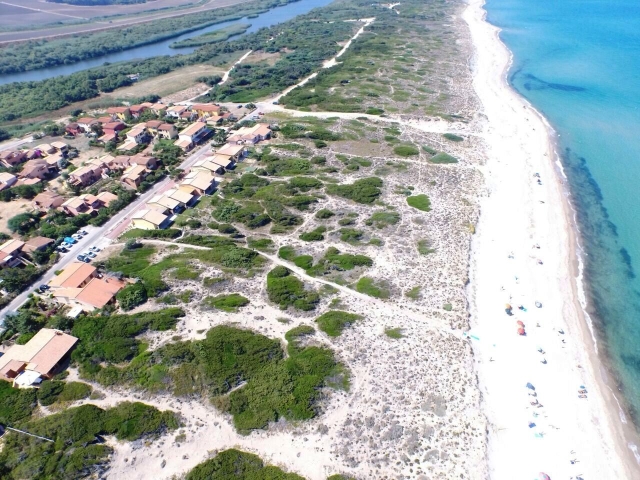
xmin=68 ymin=163 xmax=104 ymax=187
xmin=215 ymin=143 xmax=246 ymax=161
xmin=107 ymin=106 xmax=131 ymax=121
xmin=147 ymin=193 xmax=184 ymax=214
xmin=49 ymin=262 xmax=97 ymax=289
xmin=19 ymin=160 xmax=52 ymax=180
xmin=0 ymin=329 xmax=78 ymax=386
xmin=227 ymin=124 xmax=272 ymax=144
xmin=178 ymin=170 xmax=217 ymax=196
xmin=165 ymin=187 xmax=196 ymax=207
xmin=149 ymin=103 xmax=167 ymax=116
xmin=51 ymin=141 xmax=69 ymax=153
xmin=166 ymin=105 xmax=189 ymax=118
xmin=65 ymin=123 xmax=81 ymax=136
xmin=173 ymin=137 xmax=194 ymax=152
xmin=61 ymin=196 xmax=92 ymax=216
xmin=145 ymin=120 xmax=163 ymax=135
xmin=192 ymin=158 xmax=224 ymax=175
xmin=106 ymin=155 xmax=132 ymax=171
xmin=191 ymin=103 xmax=221 ymax=118
xmin=76 ymin=117 xmax=99 ymax=132
xmin=103 ymin=121 xmax=126 ymax=136
xmin=0 ymin=239 xmax=26 ymax=269
xmin=180 ymin=110 xmax=196 ymax=121
xmin=0 ymin=150 xmax=27 ymax=168
xmin=33 ymin=191 xmax=65 ymax=211
xmin=129 ymin=104 xmax=149 ymax=118
xmin=23 ymin=236 xmax=55 ymax=254
xmin=158 ymin=123 xmax=178 ymax=139
xmin=131 ymin=209 xmax=171 ymax=230
xmin=95 ymin=191 xmax=118 ymax=208
xmin=99 ymin=132 xmax=118 ymax=144
xmin=96 ymin=116 xmax=113 ymax=125
xmin=209 ymin=154 xmax=235 ymax=170
xmin=126 ymin=124 xmax=148 ymax=144
xmin=121 ymin=164 xmax=149 ymax=189
xmin=178 ymin=121 xmax=209 ymax=144
xmin=0 ymin=172 xmax=17 ymax=191
xmin=36 ymin=143 xmax=56 ymax=156
xmin=52 ymin=276 xmax=127 ymax=311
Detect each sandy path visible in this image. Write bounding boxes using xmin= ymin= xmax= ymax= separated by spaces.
xmin=464 ymin=0 xmax=640 ymax=478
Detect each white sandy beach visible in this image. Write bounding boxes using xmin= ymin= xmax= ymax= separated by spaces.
xmin=464 ymin=0 xmax=640 ymax=478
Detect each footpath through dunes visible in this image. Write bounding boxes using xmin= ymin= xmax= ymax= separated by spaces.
xmin=464 ymin=0 xmax=640 ymax=478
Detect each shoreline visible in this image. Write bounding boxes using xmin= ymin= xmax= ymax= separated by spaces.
xmin=463 ymin=0 xmax=640 ymax=478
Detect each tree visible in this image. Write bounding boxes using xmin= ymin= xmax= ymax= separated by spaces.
xmin=7 ymin=212 xmax=39 ymax=234
xmin=43 ymin=123 xmax=64 ymax=137
xmin=0 ymin=128 xmax=10 ymax=142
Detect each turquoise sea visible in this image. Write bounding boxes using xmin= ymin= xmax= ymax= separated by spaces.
xmin=484 ymin=0 xmax=640 ymax=424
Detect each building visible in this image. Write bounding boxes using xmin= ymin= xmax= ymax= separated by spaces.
xmin=0 ymin=150 xmax=27 ymax=168
xmin=129 ymin=104 xmax=149 ymax=118
xmin=165 ymin=187 xmax=196 ymax=207
xmin=36 ymin=143 xmax=57 ymax=156
xmin=191 ymin=103 xmax=221 ymax=118
xmin=52 ymin=276 xmax=127 ymax=311
xmin=215 ymin=143 xmax=246 ymax=161
xmin=192 ymin=158 xmax=224 ymax=175
xmin=166 ymin=105 xmax=189 ymax=118
xmin=51 ymin=141 xmax=68 ymax=153
xmin=178 ymin=170 xmax=217 ymax=196
xmin=149 ymin=103 xmax=167 ymax=116
xmin=121 ymin=164 xmax=149 ymax=189
xmin=145 ymin=120 xmax=163 ymax=135
xmin=33 ymin=191 xmax=65 ymax=211
xmin=23 ymin=236 xmax=55 ymax=254
xmin=227 ymin=124 xmax=272 ymax=145
xmin=209 ymin=154 xmax=235 ymax=170
xmin=147 ymin=192 xmax=184 ymax=214
xmin=126 ymin=124 xmax=148 ymax=144
xmin=68 ymin=163 xmax=104 ymax=187
xmin=61 ymin=192 xmax=115 ymax=216
xmin=19 ymin=160 xmax=52 ymax=180
xmin=49 ymin=262 xmax=97 ymax=289
xmin=157 ymin=123 xmax=178 ymax=139
xmin=65 ymin=122 xmax=81 ymax=136
xmin=0 ymin=329 xmax=78 ymax=386
xmin=99 ymin=132 xmax=118 ymax=144
xmin=131 ymin=209 xmax=171 ymax=230
xmin=95 ymin=191 xmax=118 ymax=207
xmin=0 ymin=239 xmax=26 ymax=268
xmin=0 ymin=172 xmax=17 ymax=191
xmin=107 ymin=106 xmax=131 ymax=121
xmin=77 ymin=117 xmax=99 ymax=132
xmin=173 ymin=122 xmax=209 ymax=152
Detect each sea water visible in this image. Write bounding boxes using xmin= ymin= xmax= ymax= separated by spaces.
xmin=484 ymin=0 xmax=640 ymax=424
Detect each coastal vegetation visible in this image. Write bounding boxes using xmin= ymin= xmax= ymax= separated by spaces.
xmin=171 ymin=24 xmax=251 ymax=49
xmin=315 ymin=310 xmax=362 ymax=337
xmin=407 ymin=194 xmax=431 ymax=212
xmin=185 ymin=449 xmax=304 ymax=480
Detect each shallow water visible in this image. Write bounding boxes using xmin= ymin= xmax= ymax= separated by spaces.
xmin=485 ymin=0 xmax=640 ymax=423
xmin=0 ymin=0 xmax=334 ymax=85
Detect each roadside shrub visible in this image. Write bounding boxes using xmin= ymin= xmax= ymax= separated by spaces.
xmin=121 ymin=228 xmax=182 ymax=239
xmin=407 ymin=194 xmax=431 ymax=212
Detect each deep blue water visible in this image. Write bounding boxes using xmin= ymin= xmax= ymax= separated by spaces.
xmin=0 ymin=0 xmax=334 ymax=85
xmin=485 ymin=0 xmax=640 ymax=422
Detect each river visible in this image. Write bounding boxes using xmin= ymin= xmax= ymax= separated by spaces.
xmin=0 ymin=0 xmax=334 ymax=86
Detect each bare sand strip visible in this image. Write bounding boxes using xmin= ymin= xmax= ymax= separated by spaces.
xmin=464 ymin=0 xmax=640 ymax=478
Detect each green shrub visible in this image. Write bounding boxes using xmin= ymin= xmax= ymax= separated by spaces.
xmin=293 ymin=255 xmax=314 ymax=270
xmin=393 ymin=145 xmax=419 ymax=157
xmin=443 ymin=133 xmax=464 ymax=142
xmin=266 ymin=266 xmax=319 ymax=311
xmin=0 ymin=380 xmax=36 ymax=424
xmin=422 ymin=145 xmax=437 ymax=155
xmin=37 ymin=380 xmax=64 ymax=406
xmin=202 ymin=293 xmax=250 ymax=312
xmin=417 ymin=239 xmax=435 ymax=255
xmin=299 ymin=226 xmax=326 ymax=242
xmin=315 ymin=208 xmax=335 ymax=219
xmin=366 ymin=211 xmax=400 ymax=228
xmin=278 ymin=245 xmax=296 ymax=260
xmin=58 ymin=382 xmax=92 ymax=402
xmin=121 ymin=228 xmax=182 ymax=239
xmin=407 ymin=194 xmax=431 ymax=212
xmin=186 ymin=449 xmax=304 ymax=480
xmin=443 ymin=303 xmax=453 ymax=311
xmin=354 ymin=277 xmax=390 ymax=299
xmin=116 ymin=282 xmax=148 ymax=311
xmin=405 ymin=286 xmax=421 ymax=300
xmin=339 ymin=228 xmax=364 ymax=244
xmin=315 ymin=310 xmax=362 ymax=337
xmin=430 ymin=152 xmax=458 ymax=164
xmin=326 ymin=177 xmax=383 ymax=204
xmin=247 ymin=237 xmax=275 ymax=252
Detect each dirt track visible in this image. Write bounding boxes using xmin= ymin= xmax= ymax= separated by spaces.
xmin=0 ymin=0 xmax=257 ymax=44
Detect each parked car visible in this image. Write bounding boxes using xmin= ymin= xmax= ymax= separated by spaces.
xmin=90 ymin=246 xmax=101 ymax=252
xmin=79 ymin=230 xmax=88 ymax=235
xmin=64 ymin=237 xmax=76 ymax=244
xmin=39 ymin=285 xmax=49 ymax=291
xmin=82 ymin=257 xmax=91 ymax=263
xmin=56 ymin=246 xmax=68 ymax=253
xmin=76 ymin=255 xmax=86 ymax=261
xmin=72 ymin=234 xmax=82 ymax=240
xmin=86 ymin=252 xmax=96 ymax=258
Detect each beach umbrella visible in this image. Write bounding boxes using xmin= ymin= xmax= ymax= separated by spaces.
xmin=516 ymin=320 xmax=525 ymax=326
xmin=517 ymin=327 xmax=526 ymax=335
xmin=538 ymin=473 xmax=551 ymax=480
xmin=526 ymin=383 xmax=535 ymax=390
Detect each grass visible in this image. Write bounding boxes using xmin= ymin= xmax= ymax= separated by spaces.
xmin=304 ymin=247 xmax=373 ymax=277
xmin=315 ymin=208 xmax=335 ymax=219
xmin=407 ymin=194 xmax=431 ymax=212
xmin=202 ymin=293 xmax=250 ymax=312
xmin=326 ymin=177 xmax=383 ymax=204
xmin=339 ymin=228 xmax=364 ymax=244
xmin=405 ymin=286 xmax=421 ymax=300
xmin=247 ymin=237 xmax=275 ymax=253
xmin=393 ymin=145 xmax=420 ymax=157
xmin=354 ymin=277 xmax=390 ymax=299
xmin=121 ymin=228 xmax=181 ymax=240
xmin=186 ymin=449 xmax=304 ymax=480
xmin=422 ymin=145 xmax=437 ymax=155
xmin=443 ymin=303 xmax=453 ymax=311
xmin=384 ymin=327 xmax=404 ymax=339
xmin=417 ymin=239 xmax=436 ymax=255
xmin=430 ymin=152 xmax=458 ymax=164
xmin=315 ymin=310 xmax=362 ymax=337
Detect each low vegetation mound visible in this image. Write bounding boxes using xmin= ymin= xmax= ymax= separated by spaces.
xmin=393 ymin=145 xmax=420 ymax=157
xmin=315 ymin=310 xmax=362 ymax=337
xmin=121 ymin=228 xmax=182 ymax=239
xmin=266 ymin=266 xmax=319 ymax=311
xmin=326 ymin=177 xmax=383 ymax=204
xmin=185 ymin=449 xmax=304 ymax=480
xmin=0 ymin=402 xmax=177 ymax=480
xmin=430 ymin=152 xmax=459 ymax=164
xmin=366 ymin=211 xmax=400 ymax=228
xmin=354 ymin=277 xmax=390 ymax=299
xmin=202 ymin=293 xmax=250 ymax=312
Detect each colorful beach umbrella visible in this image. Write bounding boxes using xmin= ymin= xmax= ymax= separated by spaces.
xmin=517 ymin=327 xmax=526 ymax=335
xmin=516 ymin=320 xmax=525 ymax=326
xmin=538 ymin=473 xmax=551 ymax=480
xmin=526 ymin=383 xmax=535 ymax=390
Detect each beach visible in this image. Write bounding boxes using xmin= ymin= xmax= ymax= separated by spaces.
xmin=464 ymin=0 xmax=640 ymax=478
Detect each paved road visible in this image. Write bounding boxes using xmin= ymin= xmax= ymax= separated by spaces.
xmin=0 ymin=135 xmax=35 ymax=151
xmin=0 ymin=140 xmax=213 ymax=321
